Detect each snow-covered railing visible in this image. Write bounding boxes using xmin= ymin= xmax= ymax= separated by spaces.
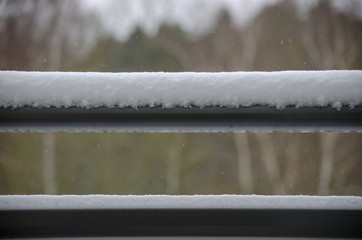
xmin=1 ymin=70 xmax=362 ymax=132
xmin=1 ymin=71 xmax=362 ymax=237
xmin=0 ymin=195 xmax=361 ymax=238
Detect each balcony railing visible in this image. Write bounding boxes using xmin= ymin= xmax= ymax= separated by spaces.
xmin=0 ymin=70 xmax=361 ymax=238
xmin=1 ymin=70 xmax=362 ymax=132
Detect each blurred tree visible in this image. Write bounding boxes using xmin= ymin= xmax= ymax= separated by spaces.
xmin=42 ymin=133 xmax=57 ymax=194
xmin=318 ymin=133 xmax=339 ymax=195
xmin=75 ymin=26 xmax=186 ymax=72
xmin=234 ymin=133 xmax=253 ymax=194
xmin=0 ymin=0 xmax=97 ymax=71
xmin=166 ymin=134 xmax=184 ymax=194
xmin=300 ymin=0 xmax=362 ymax=69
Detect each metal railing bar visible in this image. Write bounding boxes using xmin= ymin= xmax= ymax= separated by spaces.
xmin=1 ymin=105 xmax=361 ymax=132
xmin=0 ymin=209 xmax=361 ymax=238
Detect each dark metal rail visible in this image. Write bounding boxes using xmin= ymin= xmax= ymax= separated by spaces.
xmin=1 ymin=105 xmax=362 ymax=238
xmin=0 ymin=209 xmax=361 ymax=238
xmin=1 ymin=105 xmax=362 ymax=132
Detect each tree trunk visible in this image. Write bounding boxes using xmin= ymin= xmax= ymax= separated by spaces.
xmin=318 ymin=133 xmax=338 ymax=195
xmin=42 ymin=133 xmax=57 ymax=194
xmin=255 ymin=133 xmax=285 ymax=194
xmin=234 ymin=133 xmax=253 ymax=194
xmin=166 ymin=134 xmax=184 ymax=194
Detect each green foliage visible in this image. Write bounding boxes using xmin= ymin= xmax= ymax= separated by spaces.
xmin=75 ymin=26 xmax=186 ymax=72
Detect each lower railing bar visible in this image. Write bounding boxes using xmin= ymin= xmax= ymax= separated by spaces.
xmin=0 ymin=209 xmax=361 ymax=238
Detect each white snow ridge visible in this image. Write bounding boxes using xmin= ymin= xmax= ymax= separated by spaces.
xmin=0 ymin=70 xmax=361 ymax=110
xmin=0 ymin=195 xmax=361 ymax=210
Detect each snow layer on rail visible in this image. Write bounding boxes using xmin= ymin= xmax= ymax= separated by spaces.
xmin=0 ymin=71 xmax=361 ymax=109
xmin=0 ymin=195 xmax=361 ymax=210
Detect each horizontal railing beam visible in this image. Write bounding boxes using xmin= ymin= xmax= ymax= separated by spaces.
xmin=1 ymin=209 xmax=361 ymax=238
xmin=1 ymin=105 xmax=362 ymax=132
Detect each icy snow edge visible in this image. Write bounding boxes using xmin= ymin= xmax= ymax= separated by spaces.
xmin=0 ymin=195 xmax=361 ymax=210
xmin=0 ymin=70 xmax=361 ymax=109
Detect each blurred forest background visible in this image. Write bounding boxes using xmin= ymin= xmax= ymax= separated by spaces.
xmin=0 ymin=0 xmax=362 ymax=195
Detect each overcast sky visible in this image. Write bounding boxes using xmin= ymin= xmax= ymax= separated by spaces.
xmin=80 ymin=0 xmax=362 ymax=41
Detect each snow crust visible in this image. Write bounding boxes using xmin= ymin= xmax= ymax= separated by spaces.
xmin=0 ymin=195 xmax=361 ymax=210
xmin=0 ymin=71 xmax=361 ymax=110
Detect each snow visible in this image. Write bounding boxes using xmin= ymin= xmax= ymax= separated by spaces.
xmin=0 ymin=70 xmax=361 ymax=110
xmin=0 ymin=195 xmax=361 ymax=210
